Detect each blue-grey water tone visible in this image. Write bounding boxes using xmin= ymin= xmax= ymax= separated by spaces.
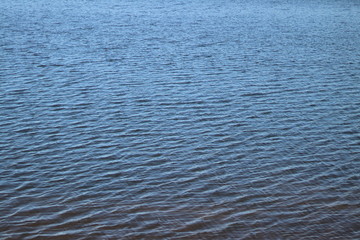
xmin=1 ymin=0 xmax=360 ymax=239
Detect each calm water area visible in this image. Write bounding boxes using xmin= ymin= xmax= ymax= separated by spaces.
xmin=1 ymin=0 xmax=360 ymax=239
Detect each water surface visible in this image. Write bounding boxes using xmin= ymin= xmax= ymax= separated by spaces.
xmin=1 ymin=0 xmax=360 ymax=239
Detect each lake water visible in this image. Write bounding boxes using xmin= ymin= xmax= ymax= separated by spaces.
xmin=1 ymin=0 xmax=360 ymax=239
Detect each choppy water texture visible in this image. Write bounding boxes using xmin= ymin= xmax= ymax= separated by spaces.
xmin=1 ymin=0 xmax=360 ymax=239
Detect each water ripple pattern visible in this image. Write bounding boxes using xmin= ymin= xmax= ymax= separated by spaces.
xmin=1 ymin=0 xmax=360 ymax=239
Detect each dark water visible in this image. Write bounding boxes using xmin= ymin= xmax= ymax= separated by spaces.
xmin=1 ymin=0 xmax=360 ymax=239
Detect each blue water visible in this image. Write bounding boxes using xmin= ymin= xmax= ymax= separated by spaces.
xmin=1 ymin=0 xmax=360 ymax=239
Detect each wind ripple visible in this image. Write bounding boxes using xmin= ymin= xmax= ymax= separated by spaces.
xmin=1 ymin=0 xmax=360 ymax=239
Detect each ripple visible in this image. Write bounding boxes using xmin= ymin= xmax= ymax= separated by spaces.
xmin=1 ymin=0 xmax=360 ymax=239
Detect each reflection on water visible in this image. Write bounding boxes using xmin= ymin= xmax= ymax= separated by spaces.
xmin=1 ymin=0 xmax=360 ymax=239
